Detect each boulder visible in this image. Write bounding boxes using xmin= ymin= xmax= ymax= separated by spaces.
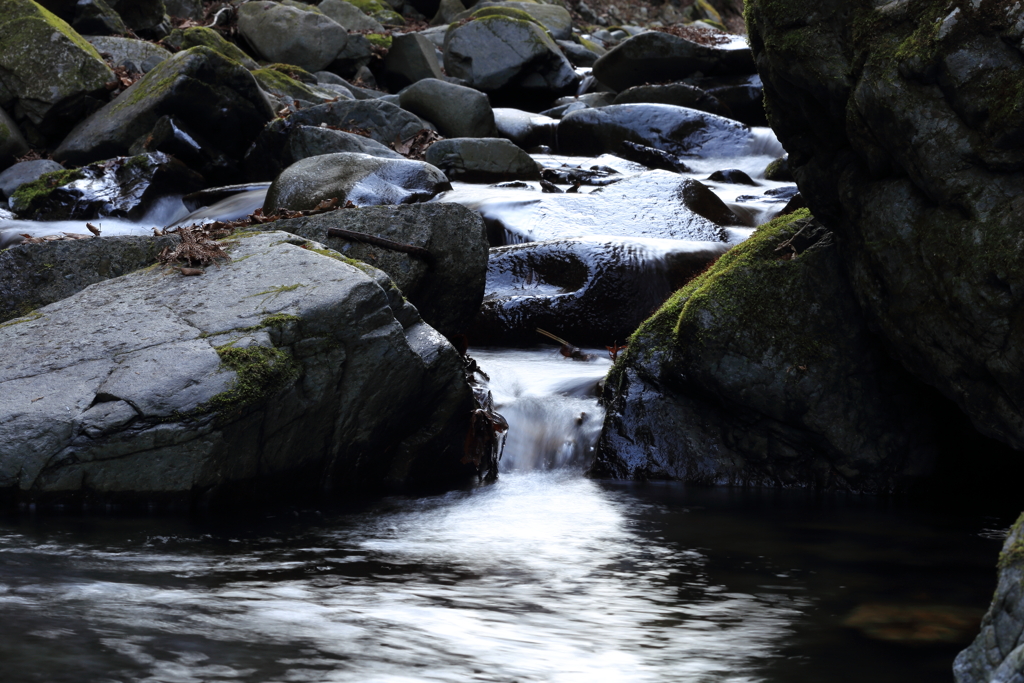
xmin=0 ymin=159 xmax=63 ymax=200
xmin=160 ymin=27 xmax=259 ymax=70
xmin=443 ymin=15 xmax=578 ymax=99
xmin=592 ymin=29 xmax=755 ymax=92
xmin=700 ymin=75 xmax=767 ymax=126
xmin=54 ymin=47 xmax=274 ymax=171
xmin=0 ymin=230 xmax=478 ymax=502
xmin=612 ymin=83 xmax=730 ymax=118
xmin=429 ymin=0 xmax=465 ymax=26
xmin=251 ymin=68 xmax=340 ymax=105
xmin=0 ymin=106 xmax=29 ymax=170
xmin=594 ymin=211 xmax=938 ymax=491
xmin=492 ymin=107 xmax=557 ymax=149
xmin=399 ymin=79 xmax=497 ymax=139
xmin=244 ymin=99 xmax=429 ymax=180
xmin=0 ymin=233 xmax=177 ymax=324
xmin=472 ymin=236 xmax=729 ymax=346
xmin=556 ymin=39 xmax=602 ymax=68
xmin=955 ymin=513 xmax=1024 ymax=683
xmin=347 ymin=0 xmax=403 ymax=25
xmin=381 ymin=34 xmax=445 ymax=90
xmin=329 ymin=33 xmax=376 ymax=77
xmin=70 ymin=0 xmax=128 ymax=36
xmin=273 ymin=203 xmax=488 ymax=337
xmin=9 ymin=152 xmax=204 ymax=220
xmin=557 ymin=104 xmax=752 ymax=158
xmin=245 ymin=125 xmax=401 ymax=182
xmin=0 ymin=0 xmax=116 ymax=144
xmin=746 ymin=0 xmax=1024 ymax=449
xmin=164 ymin=0 xmax=203 ymax=19
xmin=425 ymin=137 xmax=540 ymax=182
xmin=453 ymin=2 xmax=573 ymax=41
xmin=319 ymin=0 xmax=385 ymax=32
xmin=86 ymin=35 xmax=172 ymax=73
xmin=264 ymin=152 xmax=451 ymax=211
xmin=108 ymin=0 xmax=167 ymax=35
xmin=238 ymin=0 xmax=349 ymax=73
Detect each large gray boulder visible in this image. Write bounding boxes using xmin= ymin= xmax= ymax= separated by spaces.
xmin=0 ymin=106 xmax=29 ymax=170
xmin=557 ymin=104 xmax=752 ymax=159
xmin=955 ymin=513 xmax=1024 ymax=682
xmin=443 ymin=15 xmax=578 ymax=98
xmin=381 ymin=34 xmax=445 ymax=90
xmin=244 ymin=125 xmax=402 ymax=182
xmin=399 ymin=79 xmax=497 ymax=139
xmin=274 ymin=203 xmax=488 ymax=337
xmin=425 ymin=137 xmax=540 ymax=183
xmin=54 ymin=47 xmax=275 ymax=170
xmin=86 ymin=35 xmax=172 ymax=73
xmin=0 ymin=230 xmax=477 ymax=502
xmin=264 ymin=152 xmax=451 ymax=211
xmin=593 ymin=30 xmax=755 ymax=92
xmin=238 ymin=0 xmax=349 ymax=73
xmin=0 ymin=0 xmax=116 ymax=144
xmin=452 ymin=1 xmax=573 ymax=41
xmin=492 ymin=107 xmax=557 ymax=149
xmin=319 ymin=0 xmax=385 ymax=32
xmin=594 ymin=211 xmax=939 ymax=492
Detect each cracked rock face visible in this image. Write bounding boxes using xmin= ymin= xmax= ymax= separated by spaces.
xmin=0 ymin=231 xmax=474 ymax=504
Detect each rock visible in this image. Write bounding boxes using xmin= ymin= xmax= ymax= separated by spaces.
xmin=252 ymin=68 xmax=339 ymax=105
xmin=955 ymin=514 xmax=1024 ymax=682
xmin=493 ymin=107 xmax=558 ymax=149
xmin=348 ymin=0 xmax=403 ymax=25
xmin=0 ymin=107 xmax=29 ymax=170
xmin=746 ymin=0 xmax=1024 ymax=449
xmin=399 ymin=79 xmax=496 ymax=139
xmin=612 ymin=82 xmax=730 ymax=118
xmin=381 ymin=34 xmax=444 ymax=90
xmin=763 ymin=155 xmax=792 ymax=182
xmin=160 ymin=27 xmax=259 ymax=70
xmin=164 ymin=0 xmax=203 ymax=19
xmin=70 ymin=0 xmax=128 ymax=36
xmin=272 ymin=203 xmax=488 ymax=337
xmin=243 ymin=124 xmax=402 ymax=182
xmin=443 ymin=15 xmax=578 ymax=100
xmin=238 ymin=0 xmax=349 ymax=73
xmin=0 ymin=159 xmax=63 ymax=200
xmin=0 ymin=0 xmax=116 ymax=144
xmin=86 ymin=35 xmax=172 ymax=73
xmin=264 ymin=152 xmax=450 ymax=211
xmin=700 ymin=75 xmax=767 ymax=127
xmin=9 ymin=152 xmax=203 ymax=220
xmin=556 ymin=39 xmax=601 ymax=68
xmin=329 ymin=33 xmax=376 ymax=77
xmin=0 ymin=230 xmax=478 ymax=502
xmin=314 ymin=71 xmax=384 ymax=100
xmin=472 ymin=236 xmax=729 ymax=346
xmin=108 ymin=0 xmax=167 ymax=35
xmin=707 ymin=168 xmax=756 ymax=185
xmin=429 ymin=0 xmax=465 ymax=26
xmin=54 ymin=47 xmax=274 ymax=172
xmin=425 ymin=137 xmax=540 ymax=183
xmin=594 ymin=211 xmax=938 ymax=491
xmin=319 ymin=0 xmax=385 ymax=32
xmin=454 ymin=2 xmax=573 ymax=41
xmin=557 ymin=104 xmax=752 ymax=159
xmin=0 ymin=233 xmax=177 ymax=324
xmin=593 ymin=29 xmax=755 ymax=93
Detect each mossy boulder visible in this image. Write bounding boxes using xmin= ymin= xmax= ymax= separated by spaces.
xmin=319 ymin=0 xmax=386 ymax=32
xmin=746 ymin=0 xmax=1024 ymax=450
xmin=87 ymin=35 xmax=172 ymax=73
xmin=0 ymin=230 xmax=478 ymax=504
xmin=0 ymin=0 xmax=116 ymax=143
xmin=53 ymin=47 xmax=274 ymax=170
xmin=348 ymin=0 xmax=404 ymax=25
xmin=161 ymin=27 xmax=258 ymax=70
xmin=238 ymin=0 xmax=350 ymax=73
xmin=252 ymin=68 xmax=338 ymax=104
xmin=594 ymin=210 xmax=939 ymax=491
xmin=455 ymin=1 xmax=572 ymax=40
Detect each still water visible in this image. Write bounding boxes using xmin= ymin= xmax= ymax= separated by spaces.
xmin=0 ymin=348 xmax=1011 ymax=683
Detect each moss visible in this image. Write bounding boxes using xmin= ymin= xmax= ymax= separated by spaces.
xmin=253 ymin=283 xmax=306 ymax=297
xmin=252 ymin=67 xmax=326 ymax=101
xmin=469 ymin=6 xmax=544 ymax=27
xmin=200 ymin=344 xmax=301 ymax=417
xmin=263 ymin=63 xmax=317 ymax=83
xmin=0 ymin=310 xmax=43 ymax=330
xmin=174 ymin=27 xmax=255 ymax=66
xmin=302 ymin=242 xmax=375 ymax=273
xmin=364 ymin=33 xmax=393 ymax=49
xmin=349 ymin=0 xmax=404 ymax=24
xmin=998 ymin=514 xmax=1024 ymax=570
xmin=8 ymin=168 xmax=85 ymax=213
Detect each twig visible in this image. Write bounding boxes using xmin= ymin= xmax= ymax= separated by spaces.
xmin=326 ymin=227 xmax=435 ymax=265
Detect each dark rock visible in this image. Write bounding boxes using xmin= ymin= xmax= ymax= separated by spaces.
xmin=108 ymin=0 xmax=167 ymax=35
xmin=274 ymin=203 xmax=488 ymax=337
xmin=616 ymin=140 xmax=692 ymax=173
xmin=594 ymin=211 xmax=938 ymax=491
xmin=399 ymin=79 xmax=497 ymax=138
xmin=0 ymin=159 xmax=63 ymax=200
xmin=612 ymin=82 xmax=730 ymax=118
xmin=70 ymin=0 xmax=128 ymax=36
xmin=556 ymin=39 xmax=601 ymax=68
xmin=746 ymin=0 xmax=1024 ymax=449
xmin=453 ymin=2 xmax=573 ymax=41
xmin=328 ymin=33 xmax=375 ymax=77
xmin=238 ymin=0 xmax=348 ymax=73
xmin=165 ymin=0 xmax=203 ymax=20
xmin=471 ymin=236 xmax=729 ymax=346
xmin=763 ymin=155 xmax=792 ymax=182
xmin=707 ymin=168 xmax=757 ymax=185
xmin=557 ymin=103 xmax=752 ymax=158
xmin=9 ymin=152 xmax=204 ymax=221
xmin=319 ymin=0 xmax=385 ymax=32
xmin=246 ymin=124 xmax=402 ymax=183
xmin=160 ymin=27 xmax=259 ymax=70
xmin=127 ymin=115 xmax=238 ymax=185
xmin=493 ymin=107 xmax=558 ymax=149
xmin=0 ymin=107 xmax=29 ymax=171
xmin=252 ymin=68 xmax=341 ymax=106
xmin=381 ymin=34 xmax=445 ymax=90
xmin=425 ymin=137 xmax=540 ymax=182
xmin=593 ymin=30 xmax=755 ymax=92
xmin=86 ymin=35 xmax=172 ymax=73
xmin=264 ymin=152 xmax=450 ymax=211
xmin=701 ymin=74 xmax=767 ymax=126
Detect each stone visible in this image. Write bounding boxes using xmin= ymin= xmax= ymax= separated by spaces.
xmin=699 ymin=74 xmax=767 ymax=127
xmin=238 ymin=0 xmax=349 ymax=73
xmin=86 ymin=35 xmax=172 ymax=73
xmin=471 ymin=236 xmax=729 ymax=346
xmin=108 ymin=0 xmax=166 ymax=35
xmin=557 ymin=103 xmax=752 ymax=159
xmin=429 ymin=0 xmax=465 ymax=26
xmin=54 ymin=47 xmax=275 ymax=170
xmin=594 ymin=211 xmax=939 ymax=491
xmin=0 ymin=106 xmax=29 ymax=170
xmin=763 ymin=156 xmax=792 ymax=182
xmin=746 ymin=0 xmax=1024 ymax=450
xmin=263 ymin=152 xmax=451 ymax=211
xmin=425 ymin=137 xmax=540 ymax=183
xmin=556 ymin=39 xmax=601 ymax=68
xmin=443 ymin=15 xmax=578 ymax=99
xmin=612 ymin=82 xmax=730 ymax=118
xmin=160 ymin=27 xmax=259 ymax=70
xmin=70 ymin=0 xmax=128 ymax=35
xmin=0 ymin=230 xmax=477 ymax=502
xmin=399 ymin=79 xmax=496 ymax=138
xmin=347 ymin=0 xmax=403 ymax=25
xmin=381 ymin=34 xmax=445 ymax=90
xmin=329 ymin=33 xmax=376 ymax=77
xmin=251 ymin=68 xmax=340 ymax=105
xmin=273 ymin=203 xmax=488 ymax=337
xmin=0 ymin=159 xmax=63 ymax=200
xmin=492 ymin=107 xmax=558 ymax=149
xmin=0 ymin=0 xmax=116 ymax=144
xmin=319 ymin=0 xmax=385 ymax=32
xmin=244 ymin=124 xmax=401 ymax=184
xmin=164 ymin=0 xmax=203 ymax=19
xmin=593 ymin=30 xmax=755 ymax=93
xmin=454 ymin=1 xmax=574 ymax=41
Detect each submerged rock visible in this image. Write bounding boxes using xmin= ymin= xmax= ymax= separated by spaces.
xmin=594 ymin=211 xmax=938 ymax=492
xmin=0 ymin=230 xmax=477 ymax=503
xmin=263 ymin=152 xmax=450 ymax=211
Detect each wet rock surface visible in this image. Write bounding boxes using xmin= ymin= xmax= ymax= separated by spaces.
xmin=425 ymin=137 xmax=540 ymax=183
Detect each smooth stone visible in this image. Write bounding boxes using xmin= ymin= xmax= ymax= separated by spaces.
xmin=398 ymin=79 xmax=497 ymax=139
xmin=160 ymin=26 xmax=259 ymax=70
xmin=0 ymin=106 xmax=29 ymax=171
xmin=453 ymin=1 xmax=573 ymax=41
xmin=492 ymin=107 xmax=558 ymax=149
xmin=425 ymin=137 xmax=540 ymax=182
xmin=86 ymin=35 xmax=172 ymax=73
xmin=0 ymin=159 xmax=63 ymax=200
xmin=238 ymin=0 xmax=349 ymax=73
xmin=612 ymin=82 xmax=730 ymax=118
xmin=381 ymin=34 xmax=445 ymax=90
xmin=319 ymin=0 xmax=385 ymax=32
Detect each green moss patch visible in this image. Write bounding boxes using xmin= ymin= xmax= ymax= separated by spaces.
xmin=8 ymin=168 xmax=85 ymax=214
xmin=201 ymin=344 xmax=301 ymax=417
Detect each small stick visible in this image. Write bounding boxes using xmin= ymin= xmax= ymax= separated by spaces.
xmin=326 ymin=227 xmax=435 ymax=265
